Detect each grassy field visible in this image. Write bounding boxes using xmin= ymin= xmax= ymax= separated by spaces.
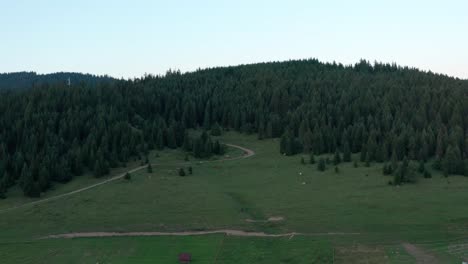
xmin=1 ymin=132 xmax=467 ymax=263
xmin=0 ymin=235 xmax=332 ymax=264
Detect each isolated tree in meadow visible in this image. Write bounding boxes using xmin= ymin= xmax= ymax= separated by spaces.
xmin=280 ymin=132 xmax=291 ymax=155
xmin=178 ymin=168 xmax=186 ymax=176
xmin=423 ymin=169 xmax=432 ymax=178
xmin=393 ymin=164 xmax=403 ymax=185
xmin=124 ymin=172 xmax=131 ymax=180
xmin=418 ymin=160 xmax=425 ymax=173
xmin=309 ymin=154 xmax=316 ymax=164
xmin=204 ymin=138 xmax=213 ymax=157
xmin=393 ymin=157 xmax=412 ymax=185
xmin=188 ymin=167 xmax=193 ymax=175
xmin=333 ymin=150 xmax=341 ymax=165
xmin=147 ymin=163 xmax=153 ymax=173
xmin=317 ymin=158 xmax=326 ymax=171
xmin=213 ymin=140 xmax=221 ymax=155
xmin=382 ymin=163 xmax=391 ymax=175
xmin=218 ymin=142 xmax=226 ymax=155
xmin=364 ymin=152 xmax=370 ymax=167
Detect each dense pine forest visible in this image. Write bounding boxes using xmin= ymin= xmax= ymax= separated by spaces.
xmin=0 ymin=59 xmax=467 ymax=198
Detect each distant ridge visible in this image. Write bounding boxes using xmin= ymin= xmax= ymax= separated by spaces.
xmin=0 ymin=71 xmax=116 ymax=91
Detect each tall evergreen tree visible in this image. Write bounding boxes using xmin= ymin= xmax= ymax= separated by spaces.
xmin=343 ymin=141 xmax=351 ymax=162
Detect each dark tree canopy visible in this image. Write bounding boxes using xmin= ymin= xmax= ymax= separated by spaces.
xmin=0 ymin=59 xmax=467 ymax=197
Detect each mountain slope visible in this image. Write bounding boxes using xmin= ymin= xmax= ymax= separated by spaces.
xmin=0 ymin=59 xmax=467 ymax=198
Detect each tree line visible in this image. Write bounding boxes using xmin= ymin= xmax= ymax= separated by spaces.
xmin=0 ymin=59 xmax=467 ymax=197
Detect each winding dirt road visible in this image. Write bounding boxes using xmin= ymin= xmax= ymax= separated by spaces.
xmin=0 ymin=143 xmax=254 ymax=214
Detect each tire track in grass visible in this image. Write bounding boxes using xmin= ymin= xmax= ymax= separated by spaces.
xmin=213 ymin=233 xmax=227 ymax=264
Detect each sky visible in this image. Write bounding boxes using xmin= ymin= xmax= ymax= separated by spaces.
xmin=1 ymin=0 xmax=467 ymax=79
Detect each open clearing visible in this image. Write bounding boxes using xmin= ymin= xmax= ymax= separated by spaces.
xmin=1 ymin=132 xmax=467 ymax=263
xmin=0 ymin=143 xmax=254 ymax=214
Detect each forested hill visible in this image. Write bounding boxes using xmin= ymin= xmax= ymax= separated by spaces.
xmin=0 ymin=72 xmax=116 ymax=91
xmin=0 ymin=59 xmax=467 ymax=198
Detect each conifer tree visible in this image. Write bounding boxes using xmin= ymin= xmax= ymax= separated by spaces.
xmin=210 ymin=123 xmax=222 ymax=136
xmin=343 ymin=141 xmax=351 ymax=162
xmin=317 ymin=158 xmax=326 ymax=171
xmin=333 ymin=150 xmax=341 ymax=165
xmin=178 ymin=168 xmax=186 ymax=176
xmin=309 ymin=154 xmax=316 ymax=164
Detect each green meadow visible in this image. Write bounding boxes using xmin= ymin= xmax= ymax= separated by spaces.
xmin=1 ymin=132 xmax=467 ymax=263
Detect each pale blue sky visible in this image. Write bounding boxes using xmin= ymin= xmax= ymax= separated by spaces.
xmin=1 ymin=0 xmax=467 ymax=79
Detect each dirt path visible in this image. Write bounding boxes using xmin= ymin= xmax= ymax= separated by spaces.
xmin=46 ymin=230 xmax=296 ymax=239
xmin=0 ymin=143 xmax=254 ymax=214
xmin=402 ymin=242 xmax=439 ymax=264
xmin=44 ymin=230 xmax=360 ymax=239
xmin=245 ymin=216 xmax=285 ymax=223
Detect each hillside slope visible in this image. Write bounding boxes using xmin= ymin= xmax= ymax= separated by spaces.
xmin=0 ymin=59 xmax=467 ymax=198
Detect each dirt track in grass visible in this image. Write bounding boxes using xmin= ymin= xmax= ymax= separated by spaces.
xmin=44 ymin=230 xmax=361 ymax=239
xmin=0 ymin=143 xmax=254 ymax=214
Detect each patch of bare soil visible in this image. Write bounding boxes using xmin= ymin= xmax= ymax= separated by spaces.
xmin=402 ymin=242 xmax=439 ymax=264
